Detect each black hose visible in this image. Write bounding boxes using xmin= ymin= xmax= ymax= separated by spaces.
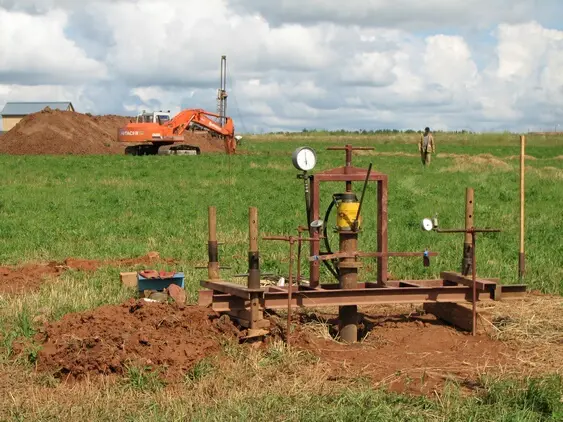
xmin=322 ymin=197 xmax=340 ymax=280
xmin=304 ymin=175 xmax=312 ymax=227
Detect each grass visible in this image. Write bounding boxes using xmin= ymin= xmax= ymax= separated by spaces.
xmin=0 ymin=131 xmax=562 ymax=420
xmin=0 ymin=132 xmax=562 ymax=294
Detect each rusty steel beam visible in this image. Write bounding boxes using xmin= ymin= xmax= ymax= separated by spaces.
xmin=200 ymin=283 xmax=527 ymax=312
xmin=309 ymin=250 xmax=438 ymax=262
xmin=200 ymin=280 xmax=264 ymax=299
xmin=441 ymin=271 xmax=498 ymax=292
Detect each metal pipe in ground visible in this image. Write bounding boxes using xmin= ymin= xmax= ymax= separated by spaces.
xmin=338 ymin=231 xmax=360 ymax=343
xmin=519 ymin=135 xmax=526 ymax=281
xmin=287 ymin=239 xmax=294 ymax=348
xmin=471 ymin=231 xmax=477 ymax=336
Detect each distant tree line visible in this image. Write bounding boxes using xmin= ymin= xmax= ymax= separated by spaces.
xmin=263 ymin=128 xmax=476 ymax=135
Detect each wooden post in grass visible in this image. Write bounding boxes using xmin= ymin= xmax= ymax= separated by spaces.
xmin=208 ymin=206 xmax=220 ymax=280
xmin=248 ymin=207 xmax=261 ymax=330
xmin=461 ymin=188 xmax=474 ymax=276
xmin=519 ymin=135 xmax=526 ymax=281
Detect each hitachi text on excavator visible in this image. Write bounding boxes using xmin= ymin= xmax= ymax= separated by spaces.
xmin=117 ymin=56 xmax=241 ymax=155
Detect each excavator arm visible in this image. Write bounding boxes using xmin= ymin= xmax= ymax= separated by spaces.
xmin=168 ymin=108 xmax=237 ymax=154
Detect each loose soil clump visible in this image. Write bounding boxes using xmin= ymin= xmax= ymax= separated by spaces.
xmin=36 ymin=300 xmax=241 ymax=381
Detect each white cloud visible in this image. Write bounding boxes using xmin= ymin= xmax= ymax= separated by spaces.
xmin=227 ymin=0 xmax=558 ymax=30
xmin=0 ymin=9 xmax=107 ymax=84
xmin=0 ymin=1 xmax=563 ymax=133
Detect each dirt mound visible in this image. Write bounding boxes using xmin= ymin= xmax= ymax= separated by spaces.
xmin=36 ymin=300 xmax=241 ymax=381
xmin=0 ymin=252 xmax=174 ymax=294
xmin=183 ymin=130 xmax=227 ymax=153
xmin=0 ymin=107 xmax=131 ymax=155
xmin=0 ymin=107 xmax=230 ymax=155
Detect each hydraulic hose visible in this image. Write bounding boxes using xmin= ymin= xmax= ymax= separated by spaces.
xmin=322 ymin=197 xmax=340 ymax=280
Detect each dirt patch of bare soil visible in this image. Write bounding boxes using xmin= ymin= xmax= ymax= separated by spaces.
xmin=62 ymin=251 xmax=175 ymax=272
xmin=0 ymin=262 xmax=65 ymax=295
xmin=285 ymin=307 xmax=525 ymax=396
xmin=36 ymin=300 xmax=241 ymax=381
xmin=0 ymin=107 xmax=131 ymax=155
xmin=0 ymin=252 xmax=174 ymax=295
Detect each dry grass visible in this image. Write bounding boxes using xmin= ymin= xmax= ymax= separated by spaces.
xmin=478 ymin=293 xmax=563 ymax=374
xmin=355 ymin=150 xmax=419 ymax=158
xmin=439 ymin=153 xmax=512 ymax=172
xmin=504 ymin=154 xmax=538 ymax=161
xmin=526 ymin=165 xmax=563 ymax=180
xmin=249 ymin=161 xmax=288 ymax=171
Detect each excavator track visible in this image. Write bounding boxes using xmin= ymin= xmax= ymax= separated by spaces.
xmin=124 ymin=144 xmax=201 ymax=156
xmin=124 ymin=144 xmax=159 ymax=156
xmin=157 ymin=144 xmax=201 ymax=155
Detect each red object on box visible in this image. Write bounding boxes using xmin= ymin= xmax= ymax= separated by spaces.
xmin=139 ymin=270 xmax=176 ymax=279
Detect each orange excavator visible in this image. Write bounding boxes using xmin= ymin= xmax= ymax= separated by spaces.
xmin=117 ymin=55 xmax=240 ymax=155
xmin=117 ymin=108 xmax=238 ymax=155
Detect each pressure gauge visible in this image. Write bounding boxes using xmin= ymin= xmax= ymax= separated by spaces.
xmin=292 ymin=147 xmax=317 ymax=171
xmin=421 ymin=218 xmax=434 ymax=231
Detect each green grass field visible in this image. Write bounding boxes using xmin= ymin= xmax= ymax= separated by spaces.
xmin=1 ymin=131 xmax=562 ymax=420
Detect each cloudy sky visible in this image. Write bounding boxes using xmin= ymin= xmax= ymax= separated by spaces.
xmin=0 ymin=0 xmax=562 ymax=133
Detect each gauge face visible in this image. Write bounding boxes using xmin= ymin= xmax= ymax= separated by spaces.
xmin=421 ymin=218 xmax=434 ymax=231
xmin=292 ymin=147 xmax=317 ymax=171
xmin=310 ymin=219 xmax=324 ymax=229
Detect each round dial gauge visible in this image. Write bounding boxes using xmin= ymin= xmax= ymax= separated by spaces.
xmin=421 ymin=218 xmax=434 ymax=231
xmin=292 ymin=147 xmax=317 ymax=171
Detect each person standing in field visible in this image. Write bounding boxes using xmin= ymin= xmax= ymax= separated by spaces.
xmin=419 ymin=127 xmax=435 ymax=166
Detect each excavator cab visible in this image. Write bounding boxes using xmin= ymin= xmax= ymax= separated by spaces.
xmin=135 ymin=111 xmax=171 ymax=125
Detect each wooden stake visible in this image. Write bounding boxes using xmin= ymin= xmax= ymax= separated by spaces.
xmin=461 ymin=188 xmax=474 ymax=275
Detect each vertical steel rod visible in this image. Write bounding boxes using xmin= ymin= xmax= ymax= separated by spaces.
xmin=287 ymin=239 xmax=294 ymax=348
xmin=471 ymin=231 xmax=477 ymax=336
xmin=519 ymin=135 xmax=526 ymax=281
xmin=297 ymin=230 xmax=302 ymax=285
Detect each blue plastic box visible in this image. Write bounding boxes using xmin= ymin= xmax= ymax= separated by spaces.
xmin=137 ymin=272 xmax=185 ymax=291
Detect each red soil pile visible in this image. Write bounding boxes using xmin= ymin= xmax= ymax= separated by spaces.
xmin=290 ymin=308 xmax=521 ymax=395
xmin=0 ymin=107 xmax=131 ymax=155
xmin=0 ymin=252 xmax=174 ymax=294
xmin=36 ymin=300 xmax=241 ymax=381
